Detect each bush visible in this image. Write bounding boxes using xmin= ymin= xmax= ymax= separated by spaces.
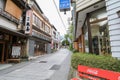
xmin=69 ymin=43 xmax=73 ymax=51
xmin=71 ymin=52 xmax=120 ymax=72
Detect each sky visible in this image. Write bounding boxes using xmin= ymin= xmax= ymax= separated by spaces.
xmin=36 ymin=0 xmax=71 ymax=36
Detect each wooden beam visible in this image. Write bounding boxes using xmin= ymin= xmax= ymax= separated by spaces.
xmin=90 ymin=17 xmax=107 ymax=24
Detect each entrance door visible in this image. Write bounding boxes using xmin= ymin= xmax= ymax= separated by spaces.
xmin=0 ymin=42 xmax=5 ymax=63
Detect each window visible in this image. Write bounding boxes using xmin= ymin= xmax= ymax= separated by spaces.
xmin=45 ymin=25 xmax=50 ymax=33
xmin=89 ymin=8 xmax=110 ymax=55
xmin=42 ymin=23 xmax=45 ymax=30
xmin=33 ymin=14 xmax=42 ymax=29
xmin=33 ymin=14 xmax=36 ymax=24
xmin=36 ymin=17 xmax=39 ymax=27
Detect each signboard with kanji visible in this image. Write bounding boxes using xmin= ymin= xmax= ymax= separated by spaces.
xmin=59 ymin=0 xmax=70 ymax=11
xmin=25 ymin=10 xmax=32 ymax=34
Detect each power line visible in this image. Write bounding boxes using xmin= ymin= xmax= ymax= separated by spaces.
xmin=52 ymin=0 xmax=67 ymax=31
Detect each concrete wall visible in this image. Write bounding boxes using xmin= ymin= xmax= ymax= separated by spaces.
xmin=28 ymin=39 xmax=35 ymax=57
xmin=46 ymin=43 xmax=51 ymax=54
xmin=105 ymin=0 xmax=120 ymax=58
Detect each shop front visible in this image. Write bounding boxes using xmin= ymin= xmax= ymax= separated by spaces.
xmin=83 ymin=8 xmax=111 ymax=55
xmin=28 ymin=31 xmax=51 ymax=58
xmin=0 ymin=26 xmax=27 ymax=63
xmin=34 ymin=41 xmax=46 ymax=56
xmin=75 ymin=1 xmax=111 ymax=55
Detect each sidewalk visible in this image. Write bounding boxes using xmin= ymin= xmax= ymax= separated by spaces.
xmin=0 ymin=64 xmax=12 ymax=71
xmin=0 ymin=48 xmax=71 ymax=80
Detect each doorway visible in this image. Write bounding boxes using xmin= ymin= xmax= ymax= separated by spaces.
xmin=0 ymin=42 xmax=5 ymax=63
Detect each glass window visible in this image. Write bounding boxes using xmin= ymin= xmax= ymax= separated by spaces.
xmin=84 ymin=21 xmax=89 ymax=53
xmin=33 ymin=14 xmax=36 ymax=24
xmin=42 ymin=23 xmax=45 ymax=30
xmin=89 ymin=8 xmax=111 ymax=55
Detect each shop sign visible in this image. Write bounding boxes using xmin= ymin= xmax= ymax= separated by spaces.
xmin=78 ymin=65 xmax=120 ymax=80
xmin=25 ymin=10 xmax=32 ymax=34
xmin=59 ymin=0 xmax=70 ymax=11
xmin=12 ymin=46 xmax=21 ymax=57
xmin=32 ymin=31 xmax=51 ymax=42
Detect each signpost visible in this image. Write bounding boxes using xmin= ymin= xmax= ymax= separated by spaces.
xmin=25 ymin=10 xmax=32 ymax=34
xmin=59 ymin=0 xmax=70 ymax=14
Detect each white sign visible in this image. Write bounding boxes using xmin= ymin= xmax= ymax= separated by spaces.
xmin=12 ymin=46 xmax=21 ymax=56
xmin=25 ymin=10 xmax=32 ymax=34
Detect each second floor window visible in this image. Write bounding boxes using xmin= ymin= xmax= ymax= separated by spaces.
xmin=45 ymin=25 xmax=50 ymax=33
xmin=33 ymin=14 xmax=42 ymax=29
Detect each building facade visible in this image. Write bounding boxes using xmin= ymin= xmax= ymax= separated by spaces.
xmin=51 ymin=25 xmax=60 ymax=52
xmin=74 ymin=0 xmax=120 ymax=58
xmin=26 ymin=0 xmax=52 ymax=59
xmin=0 ymin=0 xmax=54 ymax=63
xmin=0 ymin=0 xmax=29 ymax=63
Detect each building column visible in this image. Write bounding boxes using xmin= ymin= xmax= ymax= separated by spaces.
xmin=81 ymin=34 xmax=85 ymax=52
xmin=106 ymin=0 xmax=120 ymax=58
xmin=27 ymin=39 xmax=35 ymax=58
xmin=46 ymin=43 xmax=51 ymax=54
xmin=74 ymin=41 xmax=79 ymax=51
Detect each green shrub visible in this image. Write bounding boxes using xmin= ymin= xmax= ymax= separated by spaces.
xmin=71 ymin=53 xmax=120 ymax=72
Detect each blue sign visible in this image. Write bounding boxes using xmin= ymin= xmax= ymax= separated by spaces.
xmin=59 ymin=0 xmax=70 ymax=11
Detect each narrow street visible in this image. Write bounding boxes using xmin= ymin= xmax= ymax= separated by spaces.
xmin=0 ymin=48 xmax=72 ymax=80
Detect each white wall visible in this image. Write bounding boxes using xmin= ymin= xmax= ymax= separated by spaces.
xmin=76 ymin=0 xmax=101 ymax=12
xmin=105 ymin=0 xmax=120 ymax=58
xmin=0 ymin=16 xmax=17 ymax=30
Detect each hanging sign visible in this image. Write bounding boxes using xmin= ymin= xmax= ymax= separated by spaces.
xmin=25 ymin=10 xmax=32 ymax=34
xmin=59 ymin=0 xmax=70 ymax=11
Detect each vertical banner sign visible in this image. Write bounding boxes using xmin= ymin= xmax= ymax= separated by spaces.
xmin=25 ymin=10 xmax=32 ymax=34
xmin=59 ymin=0 xmax=70 ymax=11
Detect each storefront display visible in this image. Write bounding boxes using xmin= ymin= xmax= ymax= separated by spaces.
xmin=89 ymin=8 xmax=111 ymax=55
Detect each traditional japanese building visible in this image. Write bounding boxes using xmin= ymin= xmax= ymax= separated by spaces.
xmin=0 ymin=0 xmax=30 ymax=63
xmin=51 ymin=25 xmax=60 ymax=52
xmin=26 ymin=0 xmax=52 ymax=59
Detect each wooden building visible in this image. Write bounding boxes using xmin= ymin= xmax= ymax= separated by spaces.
xmin=0 ymin=0 xmax=29 ymax=63
xmin=26 ymin=0 xmax=52 ymax=59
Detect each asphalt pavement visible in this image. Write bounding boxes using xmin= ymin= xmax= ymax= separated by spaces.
xmin=0 ymin=48 xmax=72 ymax=80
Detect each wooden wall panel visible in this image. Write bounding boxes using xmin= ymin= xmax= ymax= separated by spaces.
xmin=5 ymin=0 xmax=22 ymax=19
xmin=74 ymin=42 xmax=79 ymax=51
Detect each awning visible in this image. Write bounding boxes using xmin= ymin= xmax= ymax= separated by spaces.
xmin=0 ymin=25 xmax=27 ymax=38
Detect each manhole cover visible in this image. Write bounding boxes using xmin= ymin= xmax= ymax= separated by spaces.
xmin=39 ymin=61 xmax=47 ymax=63
xmin=50 ymin=65 xmax=61 ymax=70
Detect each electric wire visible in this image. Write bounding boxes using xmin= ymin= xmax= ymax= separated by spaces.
xmin=52 ymin=0 xmax=67 ymax=31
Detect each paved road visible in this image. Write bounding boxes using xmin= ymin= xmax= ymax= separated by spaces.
xmin=0 ymin=48 xmax=72 ymax=80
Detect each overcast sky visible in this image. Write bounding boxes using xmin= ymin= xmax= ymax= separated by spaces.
xmin=36 ymin=0 xmax=71 ymax=36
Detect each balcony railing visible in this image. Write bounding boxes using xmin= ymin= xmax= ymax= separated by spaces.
xmin=0 ymin=8 xmax=19 ymax=24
